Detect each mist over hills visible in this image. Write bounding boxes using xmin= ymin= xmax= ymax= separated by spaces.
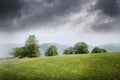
xmin=40 ymin=43 xmax=69 ymax=56
xmin=100 ymin=43 xmax=120 ymax=52
xmin=0 ymin=43 xmax=24 ymax=58
xmin=0 ymin=43 xmax=120 ymax=58
xmin=0 ymin=43 xmax=69 ymax=58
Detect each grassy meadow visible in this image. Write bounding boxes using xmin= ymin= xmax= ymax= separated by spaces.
xmin=0 ymin=52 xmax=120 ymax=80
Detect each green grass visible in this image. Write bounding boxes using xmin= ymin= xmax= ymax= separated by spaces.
xmin=0 ymin=52 xmax=120 ymax=80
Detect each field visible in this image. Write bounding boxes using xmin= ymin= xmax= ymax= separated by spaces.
xmin=0 ymin=52 xmax=120 ymax=80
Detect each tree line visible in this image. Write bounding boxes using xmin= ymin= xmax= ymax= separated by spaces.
xmin=10 ymin=35 xmax=107 ymax=58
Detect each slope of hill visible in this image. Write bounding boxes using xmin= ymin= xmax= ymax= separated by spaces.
xmin=0 ymin=53 xmax=120 ymax=80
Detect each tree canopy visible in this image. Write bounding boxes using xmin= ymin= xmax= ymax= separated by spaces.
xmin=63 ymin=47 xmax=74 ymax=55
xmin=25 ymin=35 xmax=40 ymax=57
xmin=74 ymin=42 xmax=89 ymax=54
xmin=45 ymin=45 xmax=58 ymax=56
xmin=91 ymin=47 xmax=107 ymax=53
xmin=10 ymin=35 xmax=40 ymax=58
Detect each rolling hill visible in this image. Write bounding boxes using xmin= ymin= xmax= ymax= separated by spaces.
xmin=0 ymin=53 xmax=120 ymax=80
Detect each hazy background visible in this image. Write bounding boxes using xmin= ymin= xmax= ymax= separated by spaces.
xmin=0 ymin=0 xmax=120 ymax=58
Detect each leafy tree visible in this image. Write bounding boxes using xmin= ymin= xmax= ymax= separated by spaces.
xmin=91 ymin=47 xmax=107 ymax=53
xmin=25 ymin=35 xmax=40 ymax=57
xmin=101 ymin=48 xmax=107 ymax=53
xmin=10 ymin=47 xmax=26 ymax=58
xmin=45 ymin=45 xmax=58 ymax=56
xmin=63 ymin=47 xmax=74 ymax=55
xmin=91 ymin=47 xmax=102 ymax=53
xmin=10 ymin=35 xmax=40 ymax=58
xmin=73 ymin=42 xmax=89 ymax=54
xmin=25 ymin=35 xmax=38 ymax=45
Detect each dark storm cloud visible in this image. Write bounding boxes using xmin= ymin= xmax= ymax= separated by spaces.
xmin=0 ymin=0 xmax=90 ymax=32
xmin=95 ymin=0 xmax=120 ymax=17
xmin=0 ymin=0 xmax=23 ymax=18
xmin=89 ymin=0 xmax=120 ymax=33
xmin=91 ymin=18 xmax=120 ymax=32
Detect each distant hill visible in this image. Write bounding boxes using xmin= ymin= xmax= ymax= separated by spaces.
xmin=0 ymin=43 xmax=22 ymax=58
xmin=0 ymin=43 xmax=68 ymax=58
xmin=40 ymin=43 xmax=69 ymax=56
xmin=100 ymin=43 xmax=120 ymax=52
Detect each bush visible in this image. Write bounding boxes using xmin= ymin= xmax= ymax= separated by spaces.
xmin=74 ymin=42 xmax=89 ymax=54
xmin=45 ymin=45 xmax=58 ymax=56
xmin=91 ymin=47 xmax=107 ymax=53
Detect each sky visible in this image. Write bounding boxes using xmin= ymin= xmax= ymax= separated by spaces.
xmin=0 ymin=0 xmax=120 ymax=45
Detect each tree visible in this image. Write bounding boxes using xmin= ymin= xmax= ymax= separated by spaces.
xmin=63 ymin=47 xmax=74 ymax=55
xmin=91 ymin=47 xmax=107 ymax=53
xmin=73 ymin=42 xmax=89 ymax=54
xmin=10 ymin=46 xmax=27 ymax=58
xmin=91 ymin=47 xmax=102 ymax=53
xmin=10 ymin=35 xmax=40 ymax=58
xmin=25 ymin=35 xmax=40 ymax=57
xmin=45 ymin=45 xmax=58 ymax=56
xmin=101 ymin=48 xmax=107 ymax=53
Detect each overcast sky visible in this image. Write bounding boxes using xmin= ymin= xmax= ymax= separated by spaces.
xmin=0 ymin=0 xmax=120 ymax=45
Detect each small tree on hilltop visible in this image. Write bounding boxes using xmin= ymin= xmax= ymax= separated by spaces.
xmin=63 ymin=47 xmax=74 ymax=55
xmin=10 ymin=47 xmax=26 ymax=58
xmin=10 ymin=35 xmax=40 ymax=58
xmin=45 ymin=45 xmax=58 ymax=56
xmin=91 ymin=47 xmax=107 ymax=53
xmin=91 ymin=47 xmax=102 ymax=53
xmin=101 ymin=48 xmax=107 ymax=53
xmin=25 ymin=35 xmax=40 ymax=57
xmin=73 ymin=42 xmax=89 ymax=54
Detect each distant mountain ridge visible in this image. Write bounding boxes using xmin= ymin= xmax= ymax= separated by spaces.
xmin=0 ymin=43 xmax=23 ymax=58
xmin=40 ymin=43 xmax=69 ymax=56
xmin=0 ymin=43 xmax=120 ymax=58
xmin=0 ymin=43 xmax=69 ymax=58
xmin=100 ymin=43 xmax=120 ymax=52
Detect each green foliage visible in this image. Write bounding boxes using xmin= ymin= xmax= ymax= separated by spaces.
xmin=25 ymin=35 xmax=40 ymax=57
xmin=91 ymin=47 xmax=102 ymax=53
xmin=101 ymin=48 xmax=107 ymax=53
xmin=25 ymin=44 xmax=40 ymax=57
xmin=74 ymin=42 xmax=89 ymax=54
xmin=91 ymin=47 xmax=107 ymax=53
xmin=25 ymin=35 xmax=38 ymax=45
xmin=45 ymin=45 xmax=58 ymax=56
xmin=10 ymin=47 xmax=26 ymax=58
xmin=0 ymin=53 xmax=120 ymax=80
xmin=63 ymin=47 xmax=74 ymax=55
xmin=10 ymin=35 xmax=40 ymax=58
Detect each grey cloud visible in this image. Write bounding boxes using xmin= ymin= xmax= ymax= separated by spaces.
xmin=95 ymin=0 xmax=120 ymax=17
xmin=89 ymin=0 xmax=120 ymax=33
xmin=91 ymin=22 xmax=118 ymax=32
xmin=0 ymin=0 xmax=24 ymax=19
xmin=90 ymin=12 xmax=120 ymax=33
xmin=19 ymin=0 xmax=91 ymax=26
xmin=0 ymin=0 xmax=90 ymax=32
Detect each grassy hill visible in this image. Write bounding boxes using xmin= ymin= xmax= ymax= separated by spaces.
xmin=0 ymin=53 xmax=120 ymax=80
